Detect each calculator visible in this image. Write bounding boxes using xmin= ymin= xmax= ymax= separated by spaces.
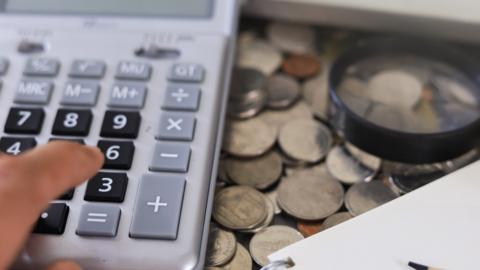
xmin=0 ymin=0 xmax=239 ymax=269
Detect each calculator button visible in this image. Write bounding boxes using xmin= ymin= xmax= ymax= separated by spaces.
xmin=97 ymin=140 xmax=135 ymax=170
xmin=149 ymin=142 xmax=191 ymax=173
xmin=100 ymin=111 xmax=141 ymax=139
xmin=169 ymin=63 xmax=205 ymax=83
xmin=85 ymin=172 xmax=128 ymax=202
xmin=52 ymin=109 xmax=93 ymax=136
xmin=130 ymin=174 xmax=185 ymax=240
xmin=24 ymin=58 xmax=60 ymax=77
xmin=0 ymin=58 xmax=9 ymax=75
xmin=115 ymin=61 xmax=152 ymax=81
xmin=156 ymin=112 xmax=196 ymax=141
xmin=162 ymin=85 xmax=201 ymax=111
xmin=61 ymin=81 xmax=100 ymax=106
xmin=5 ymin=108 xmax=45 ymax=134
xmin=76 ymin=204 xmax=121 ymax=237
xmin=108 ymin=83 xmax=147 ymax=108
xmin=33 ymin=203 xmax=69 ymax=235
xmin=0 ymin=137 xmax=36 ymax=155
xmin=69 ymin=60 xmax=106 ymax=78
xmin=58 ymin=189 xmax=75 ymax=200
xmin=14 ymin=80 xmax=53 ymax=105
xmin=49 ymin=138 xmax=85 ymax=144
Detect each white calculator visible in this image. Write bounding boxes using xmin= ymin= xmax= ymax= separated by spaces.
xmin=0 ymin=0 xmax=239 ymax=269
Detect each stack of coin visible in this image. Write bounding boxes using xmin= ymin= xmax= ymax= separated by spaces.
xmin=206 ymin=18 xmax=480 ymax=270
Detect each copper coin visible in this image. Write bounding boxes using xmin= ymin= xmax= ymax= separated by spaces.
xmin=297 ymin=221 xmax=323 ymax=237
xmin=282 ymin=54 xmax=321 ymax=79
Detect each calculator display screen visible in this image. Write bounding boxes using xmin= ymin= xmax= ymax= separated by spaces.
xmin=0 ymin=0 xmax=213 ymax=17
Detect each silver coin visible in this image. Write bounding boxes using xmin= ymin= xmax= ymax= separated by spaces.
xmin=278 ymin=119 xmax=332 ymax=163
xmin=266 ymin=21 xmax=316 ymax=54
xmin=228 ymin=89 xmax=268 ymax=119
xmin=222 ymin=118 xmax=276 ymax=158
xmin=225 ymin=151 xmax=283 ymax=190
xmin=206 ymin=227 xmax=237 ymax=266
xmin=277 ymin=166 xmax=344 ymax=220
xmin=321 ymin=212 xmax=353 ymax=231
xmin=223 ymin=243 xmax=252 ymax=270
xmin=237 ymin=39 xmax=283 ymax=76
xmin=249 ymin=225 xmax=304 ymax=267
xmin=240 ymin=196 xmax=275 ymax=233
xmin=345 ymin=143 xmax=382 ymax=172
xmin=217 ymin=158 xmax=231 ymax=184
xmin=228 ymin=68 xmax=268 ymax=119
xmin=264 ymin=189 xmax=282 ymax=215
xmin=345 ymin=181 xmax=399 ymax=216
xmin=277 ymin=148 xmax=306 ymax=167
xmin=302 ymin=70 xmax=329 ymax=120
xmin=213 ymin=186 xmax=268 ymax=230
xmin=326 ymin=145 xmax=375 ymax=185
xmin=266 ymin=74 xmax=301 ymax=109
xmin=366 ymin=69 xmax=423 ymax=109
xmin=257 ymin=100 xmax=313 ymax=135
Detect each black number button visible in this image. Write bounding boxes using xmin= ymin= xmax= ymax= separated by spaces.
xmin=58 ymin=189 xmax=75 ymax=200
xmin=97 ymin=140 xmax=135 ymax=170
xmin=5 ymin=108 xmax=45 ymax=134
xmin=85 ymin=172 xmax=128 ymax=202
xmin=100 ymin=111 xmax=141 ymax=138
xmin=0 ymin=137 xmax=36 ymax=155
xmin=33 ymin=203 xmax=69 ymax=235
xmin=49 ymin=138 xmax=85 ymax=145
xmin=52 ymin=109 xmax=92 ymax=136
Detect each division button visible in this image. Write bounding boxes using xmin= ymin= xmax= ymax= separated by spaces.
xmin=23 ymin=58 xmax=60 ymax=77
xmin=155 ymin=112 xmax=196 ymax=141
xmin=14 ymin=80 xmax=53 ymax=105
xmin=115 ymin=61 xmax=152 ymax=81
xmin=100 ymin=111 xmax=141 ymax=139
xmin=76 ymin=204 xmax=121 ymax=237
xmin=97 ymin=140 xmax=135 ymax=170
xmin=149 ymin=142 xmax=191 ymax=173
xmin=162 ymin=85 xmax=201 ymax=111
xmin=85 ymin=172 xmax=128 ymax=202
xmin=0 ymin=137 xmax=36 ymax=155
xmin=108 ymin=82 xmax=147 ymax=108
xmin=168 ymin=63 xmax=205 ymax=83
xmin=129 ymin=174 xmax=186 ymax=240
xmin=69 ymin=60 xmax=106 ymax=79
xmin=33 ymin=203 xmax=69 ymax=235
xmin=61 ymin=81 xmax=100 ymax=106
xmin=4 ymin=108 xmax=45 ymax=134
xmin=52 ymin=109 xmax=93 ymax=136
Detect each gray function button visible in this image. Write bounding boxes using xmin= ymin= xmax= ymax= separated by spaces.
xmin=130 ymin=174 xmax=186 ymax=240
xmin=61 ymin=81 xmax=100 ymax=106
xmin=156 ymin=112 xmax=196 ymax=141
xmin=115 ymin=61 xmax=152 ymax=81
xmin=162 ymin=85 xmax=201 ymax=111
xmin=150 ymin=142 xmax=191 ymax=172
xmin=69 ymin=60 xmax=106 ymax=78
xmin=15 ymin=80 xmax=53 ymax=104
xmin=0 ymin=58 xmax=9 ymax=75
xmin=169 ymin=63 xmax=205 ymax=83
xmin=108 ymin=82 xmax=147 ymax=108
xmin=24 ymin=58 xmax=60 ymax=77
xmin=77 ymin=204 xmax=121 ymax=237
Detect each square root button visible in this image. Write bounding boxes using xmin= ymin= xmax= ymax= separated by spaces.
xmin=76 ymin=204 xmax=121 ymax=237
xmin=149 ymin=142 xmax=191 ymax=173
xmin=130 ymin=174 xmax=186 ymax=240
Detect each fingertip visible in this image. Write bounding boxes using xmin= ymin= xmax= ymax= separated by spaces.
xmin=46 ymin=260 xmax=82 ymax=270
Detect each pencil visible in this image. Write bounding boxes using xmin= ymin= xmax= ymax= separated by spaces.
xmin=408 ymin=261 xmax=442 ymax=270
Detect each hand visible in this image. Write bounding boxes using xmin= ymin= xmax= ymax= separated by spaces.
xmin=0 ymin=141 xmax=104 ymax=270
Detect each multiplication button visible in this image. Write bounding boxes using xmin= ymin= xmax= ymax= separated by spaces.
xmin=76 ymin=204 xmax=121 ymax=237
xmin=156 ymin=112 xmax=196 ymax=141
xmin=162 ymin=85 xmax=201 ymax=111
xmin=149 ymin=142 xmax=191 ymax=172
xmin=130 ymin=174 xmax=186 ymax=240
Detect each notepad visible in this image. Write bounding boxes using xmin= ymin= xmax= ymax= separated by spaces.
xmin=269 ymin=160 xmax=480 ymax=269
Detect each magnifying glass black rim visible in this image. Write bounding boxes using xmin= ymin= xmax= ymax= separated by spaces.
xmin=328 ymin=37 xmax=480 ymax=164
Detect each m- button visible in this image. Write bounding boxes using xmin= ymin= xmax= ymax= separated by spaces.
xmin=156 ymin=112 xmax=195 ymax=141
xmin=129 ymin=174 xmax=185 ymax=240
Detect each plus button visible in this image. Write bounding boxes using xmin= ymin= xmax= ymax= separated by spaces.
xmin=146 ymin=196 xmax=168 ymax=213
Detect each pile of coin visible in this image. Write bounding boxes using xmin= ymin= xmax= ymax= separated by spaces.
xmin=206 ymin=19 xmax=479 ymax=270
